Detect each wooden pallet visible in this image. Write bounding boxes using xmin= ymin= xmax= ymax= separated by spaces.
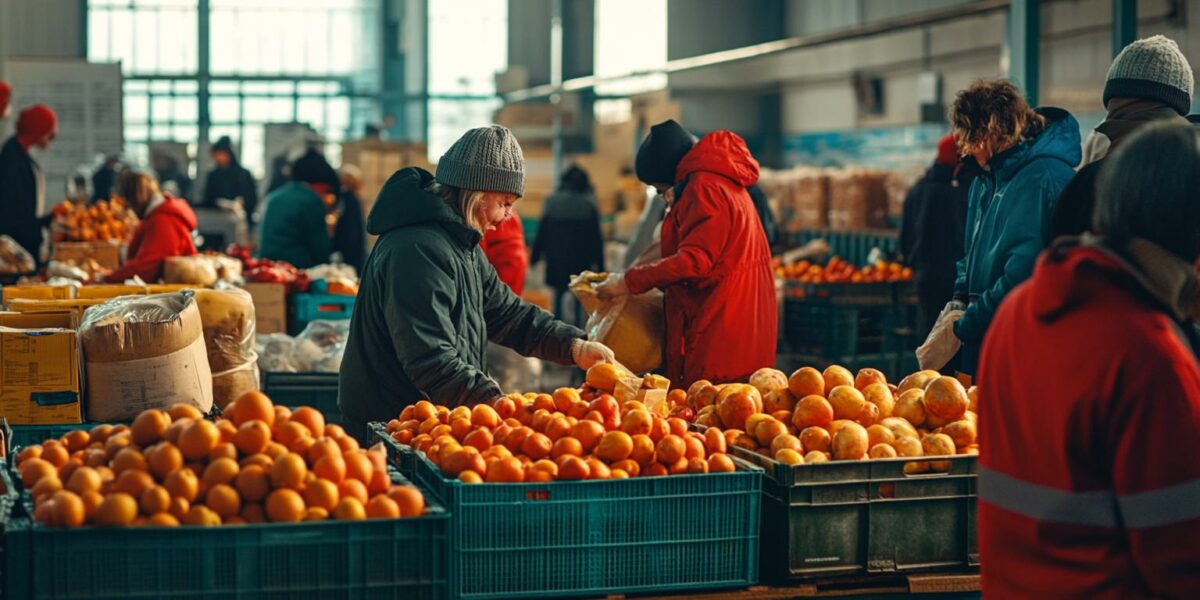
xmin=602 ymin=571 xmax=980 ymax=599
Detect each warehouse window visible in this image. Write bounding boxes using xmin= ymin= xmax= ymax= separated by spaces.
xmin=426 ymin=0 xmax=507 ymax=161
xmin=593 ymin=0 xmax=667 ymax=121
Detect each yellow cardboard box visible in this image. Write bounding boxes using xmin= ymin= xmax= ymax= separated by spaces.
xmin=242 ymin=282 xmax=287 ymax=334
xmin=1 ymin=285 xmax=74 ymax=306
xmin=0 ymin=311 xmax=82 ymax=424
xmin=76 ymin=284 xmax=149 ymax=299
xmin=52 ymin=241 xmax=124 ymax=270
xmin=6 ymin=298 xmax=108 ymax=322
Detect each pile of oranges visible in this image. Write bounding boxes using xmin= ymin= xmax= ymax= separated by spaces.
xmin=15 ymin=393 xmax=427 ymax=528
xmin=689 ymin=366 xmax=978 ymax=473
xmin=50 ymin=198 xmax=138 ymax=243
xmin=773 ymin=257 xmax=912 ymax=284
xmin=385 ymin=365 xmax=741 ymax=483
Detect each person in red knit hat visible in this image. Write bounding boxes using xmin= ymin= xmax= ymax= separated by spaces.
xmin=103 ymin=170 xmax=198 ymax=283
xmin=0 ymin=82 xmax=12 ymax=121
xmin=0 ymin=103 xmax=58 ymax=265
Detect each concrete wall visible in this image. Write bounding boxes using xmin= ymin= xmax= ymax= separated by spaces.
xmin=667 ymin=0 xmax=785 ymax=59
xmin=0 ymin=0 xmax=85 ymax=78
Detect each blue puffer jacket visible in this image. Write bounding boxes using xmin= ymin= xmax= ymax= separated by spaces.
xmin=954 ymin=107 xmax=1081 ymax=375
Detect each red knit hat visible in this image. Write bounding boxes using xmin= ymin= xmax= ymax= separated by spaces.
xmin=936 ymin=133 xmax=959 ymax=166
xmin=17 ymin=104 xmax=57 ymax=142
xmin=0 ymin=82 xmax=11 ymax=118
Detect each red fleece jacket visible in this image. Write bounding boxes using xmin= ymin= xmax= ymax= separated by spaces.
xmin=105 ymin=194 xmax=198 ymax=282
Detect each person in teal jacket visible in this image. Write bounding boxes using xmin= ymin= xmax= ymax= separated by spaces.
xmin=257 ymin=148 xmax=336 ymax=269
xmin=920 ymin=80 xmax=1081 ymax=377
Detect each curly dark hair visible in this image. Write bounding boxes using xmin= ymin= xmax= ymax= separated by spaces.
xmin=950 ymin=80 xmax=1045 ymax=158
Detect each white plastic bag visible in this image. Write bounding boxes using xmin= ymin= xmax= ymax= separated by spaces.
xmin=916 ymin=303 xmax=965 ymax=371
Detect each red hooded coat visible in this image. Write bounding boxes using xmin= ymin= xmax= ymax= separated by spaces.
xmin=624 ymin=131 xmax=776 ymax=387
xmin=106 ymin=194 xmax=198 ymax=282
xmin=482 ymin=215 xmax=527 ymax=296
xmin=977 ymin=244 xmax=1200 ymax=598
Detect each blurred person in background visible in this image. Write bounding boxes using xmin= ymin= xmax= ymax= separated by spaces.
xmin=596 ymin=119 xmax=777 ymax=387
xmin=66 ymin=170 xmax=91 ymax=205
xmin=0 ymin=104 xmax=57 ymax=265
xmin=1046 ymin=35 xmax=1192 ymax=244
xmin=152 ymin=148 xmax=193 ymax=201
xmin=339 ymin=125 xmax=615 ymax=442
xmin=918 ymin=80 xmax=1080 ymax=380
xmin=256 ymin=148 xmax=337 ymax=269
xmin=103 ymin=170 xmax=198 ymax=283
xmin=900 ymin=133 xmax=970 ymax=342
xmin=91 ymin=154 xmax=120 ymax=203
xmin=203 ymin=136 xmax=259 ymax=224
xmin=482 ymin=211 xmax=528 ymax=295
xmin=532 ymin=164 xmax=605 ymax=325
xmin=334 ymin=164 xmax=367 ymax=274
xmin=0 ymin=82 xmax=11 ymax=122
xmin=977 ymin=123 xmax=1200 ymax=598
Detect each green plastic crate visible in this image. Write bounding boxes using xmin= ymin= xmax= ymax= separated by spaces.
xmin=261 ymin=372 xmax=342 ymax=424
xmin=373 ymin=423 xmax=762 ymax=600
xmin=4 ymin=471 xmax=449 ymax=600
xmin=733 ymin=448 xmax=978 ymax=582
xmin=6 ymin=424 xmax=92 ymax=451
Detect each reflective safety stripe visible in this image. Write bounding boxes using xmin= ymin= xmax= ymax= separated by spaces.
xmin=980 ymin=466 xmax=1200 ymax=529
xmin=1118 ymin=478 xmax=1200 ymax=528
xmin=979 ymin=466 xmax=1119 ymax=528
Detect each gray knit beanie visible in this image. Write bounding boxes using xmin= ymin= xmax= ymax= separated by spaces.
xmin=435 ymin=125 xmax=525 ymax=196
xmin=1104 ymin=35 xmax=1194 ymax=116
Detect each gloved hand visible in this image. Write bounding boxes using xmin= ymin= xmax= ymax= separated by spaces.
xmin=594 ymin=272 xmax=630 ymax=301
xmin=571 ymin=339 xmax=618 ymax=370
xmin=917 ymin=304 xmax=965 ymax=371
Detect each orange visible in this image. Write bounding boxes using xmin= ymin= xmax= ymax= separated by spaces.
xmin=167 ymin=403 xmax=204 ymax=422
xmin=550 ymin=437 xmax=583 ymax=460
xmin=288 ymin=435 xmax=316 ymax=456
xmin=111 ymin=447 xmax=147 ymax=475
xmin=216 ymin=419 xmax=238 ymax=444
xmin=557 ymin=456 xmax=591 ymax=481
xmin=163 ymin=418 xmax=193 ymax=445
xmin=304 ymin=479 xmax=340 ymax=511
xmin=703 ymin=428 xmax=727 ymax=455
xmin=184 ymin=505 xmax=222 ymax=526
xmin=629 ymin=434 xmax=656 ymax=466
xmin=788 ymin=367 xmax=825 ymax=400
xmin=521 ymin=432 xmax=553 ymax=460
xmin=66 ymin=466 xmax=102 ymax=495
xmin=649 ymin=417 xmax=669 ymax=443
xmin=50 ymin=491 xmax=85 ymax=527
xmin=234 ymin=421 xmax=272 ymax=456
xmin=552 ymin=387 xmax=581 ymax=412
xmin=799 ymin=427 xmax=832 ymax=453
xmin=585 ymin=363 xmax=624 ymax=392
xmin=441 ymin=448 xmax=485 ymax=478
xmin=569 ymin=421 xmax=605 ymax=453
xmin=822 ymin=365 xmax=855 ymax=396
xmin=165 ymin=468 xmax=200 ymax=502
xmin=103 ymin=433 xmax=133 ymax=461
xmin=532 ymin=393 xmax=555 ymax=413
xmin=290 ymin=407 xmax=326 ymax=438
xmin=706 ymin=453 xmax=736 ymax=473
xmin=611 ymin=459 xmax=640 ymax=477
xmin=683 ymin=436 xmax=707 ymax=461
xmin=95 ymin=493 xmax=139 ymax=526
xmin=17 ymin=445 xmax=43 ymax=464
xmin=619 ymin=409 xmax=653 ymax=436
xmin=448 ymin=418 xmax=472 ymax=441
xmin=31 ymin=477 xmax=63 ymax=505
xmin=169 ymin=497 xmax=191 ymax=521
xmin=485 ymin=457 xmax=525 ymax=483
xmin=923 ymin=377 xmax=970 ymax=421
xmin=145 ymin=443 xmax=183 ymax=480
xmin=266 ymin=488 xmax=306 ymax=523
xmin=338 ymin=479 xmax=369 ymax=504
xmin=666 ymin=417 xmax=688 ymax=438
xmin=275 ymin=421 xmax=312 ymax=449
xmin=610 ymin=469 xmax=630 ymax=479
xmin=115 ymin=470 xmax=156 ymax=498
xmin=131 ymin=409 xmax=171 ymax=446
xmin=366 ymin=495 xmax=401 ymax=519
xmin=203 ymin=483 xmax=240 ymax=518
xmin=324 ymin=424 xmax=347 ymax=439
xmin=458 ymin=471 xmax=483 ymax=484
xmin=344 ymin=452 xmax=374 ymax=485
xmin=63 ymin=430 xmax=90 ymax=453
xmin=147 ymin=512 xmax=180 ymax=527
xmin=543 ymin=417 xmax=572 ymax=442
xmin=89 ymin=424 xmax=115 ymax=444
xmin=140 ymin=485 xmax=171 ymax=515
xmin=203 ymin=457 xmax=240 ymax=487
xmin=333 ymin=497 xmax=367 ymax=521
xmin=270 ymin=453 xmax=308 ymax=490
xmin=336 ymin=435 xmax=360 ymax=453
xmin=41 ymin=444 xmax=69 ymax=468
xmin=84 ymin=449 xmax=109 ymax=468
xmin=58 ymin=458 xmax=83 ymax=483
xmin=241 ymin=502 xmax=265 ymax=523
xmin=491 ymin=396 xmax=517 ymax=419
xmin=655 ymin=435 xmax=686 ymax=465
xmin=462 ymin=428 xmax=493 ymax=451
xmin=231 ymin=391 xmax=275 ymax=427
xmin=411 ymin=400 xmax=437 ymax=422
xmin=470 ymin=404 xmax=501 ymax=429
xmin=313 ymin=454 xmax=347 ymax=484
xmin=178 ymin=420 xmax=221 ymax=461
xmin=241 ymin=453 xmax=274 ymax=470
xmin=832 ymin=422 xmax=869 ymax=460
xmin=81 ymin=490 xmax=104 ymax=519
xmin=303 ymin=507 xmax=329 ymax=522
xmin=503 ymin=426 xmax=533 ymax=454
xmin=234 ymin=465 xmax=271 ymax=502
xmin=389 ymin=486 xmax=426 ymax=517
xmin=594 ymin=431 xmax=634 ymax=462
xmin=586 ymin=458 xmax=611 ymax=480
xmin=264 ymin=442 xmax=289 ymax=460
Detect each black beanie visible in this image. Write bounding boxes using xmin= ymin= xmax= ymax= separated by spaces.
xmin=635 ymin=120 xmax=697 ymax=186
xmin=292 ymin=148 xmax=341 ymax=194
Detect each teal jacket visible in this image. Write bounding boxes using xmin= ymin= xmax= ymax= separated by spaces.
xmin=954 ymin=108 xmax=1081 ymax=375
xmin=256 ymin=182 xmax=332 ymax=269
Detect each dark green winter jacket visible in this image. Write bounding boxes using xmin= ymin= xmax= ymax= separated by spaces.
xmin=256 ymin=182 xmax=332 ymax=269
xmin=338 ymin=168 xmax=582 ymax=439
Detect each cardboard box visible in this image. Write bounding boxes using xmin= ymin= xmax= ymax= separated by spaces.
xmin=593 ymin=120 xmax=637 ymax=163
xmin=2 ymin=285 xmax=74 ymax=306
xmin=0 ymin=311 xmax=82 ymax=424
xmin=243 ymin=282 xmax=287 ymax=335
xmin=6 ymin=298 xmax=108 ymax=322
xmin=75 ymin=284 xmax=149 ymax=300
xmin=52 ymin=241 xmax=124 ymax=270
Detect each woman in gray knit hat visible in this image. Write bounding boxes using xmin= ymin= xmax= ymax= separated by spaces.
xmin=338 ymin=125 xmax=616 ymax=442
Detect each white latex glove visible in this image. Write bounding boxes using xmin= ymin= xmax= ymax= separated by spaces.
xmin=594 ymin=272 xmax=630 ymax=301
xmin=917 ymin=305 xmax=964 ymax=371
xmin=571 ymin=339 xmax=618 ymax=370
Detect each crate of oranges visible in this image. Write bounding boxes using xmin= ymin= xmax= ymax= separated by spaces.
xmin=372 ymin=363 xmax=763 ymax=599
xmin=3 ymin=393 xmax=448 ymax=600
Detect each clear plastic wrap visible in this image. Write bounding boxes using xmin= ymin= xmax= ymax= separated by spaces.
xmin=79 ymin=290 xmax=213 ymax=420
xmin=193 ymin=288 xmax=260 ymax=409
xmin=0 ymin=235 xmax=35 ymax=274
xmin=569 ymin=271 xmax=664 ymax=375
xmin=163 ymin=254 xmax=243 ymax=286
xmin=255 ymin=319 xmax=349 ymax=374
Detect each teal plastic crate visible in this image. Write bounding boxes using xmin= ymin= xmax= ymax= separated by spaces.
xmin=780 ymin=229 xmax=900 ymax=266
xmin=373 ymin=423 xmax=762 ymax=600
xmin=4 ymin=471 xmax=449 ymax=600
xmin=732 ymin=448 xmax=978 ymax=581
xmin=261 ymin=372 xmax=342 ymax=424
xmin=6 ymin=424 xmax=92 ymax=452
xmin=290 ymin=293 xmax=354 ymax=335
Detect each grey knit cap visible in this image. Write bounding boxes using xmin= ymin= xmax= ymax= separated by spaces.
xmin=435 ymin=125 xmax=526 ymax=196
xmin=1104 ymin=35 xmax=1194 ymax=115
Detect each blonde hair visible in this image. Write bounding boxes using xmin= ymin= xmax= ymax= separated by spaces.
xmin=950 ymin=80 xmax=1046 ymax=157
xmin=116 ymin=169 xmax=161 ymax=208
xmin=427 ymin=181 xmax=487 ymax=233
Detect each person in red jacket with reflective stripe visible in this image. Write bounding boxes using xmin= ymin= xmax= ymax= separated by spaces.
xmin=977 ymin=124 xmax=1200 ymax=598
xmin=104 ymin=170 xmax=197 ymax=283
xmin=481 ymin=214 xmax=527 ymax=295
xmin=597 ymin=120 xmax=777 ymax=387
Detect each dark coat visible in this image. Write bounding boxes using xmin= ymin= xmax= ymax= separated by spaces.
xmin=256 ymin=182 xmax=333 ymax=270
xmin=0 ymin=137 xmax=43 ymax=264
xmin=333 ymin=190 xmax=367 ymax=274
xmin=901 ymin=163 xmax=970 ymax=338
xmin=338 ymin=168 xmax=583 ymax=440
xmin=746 ymin=184 xmax=778 ymax=247
xmin=531 ymin=189 xmax=604 ymax=290
xmin=203 ymin=162 xmax=259 ymax=220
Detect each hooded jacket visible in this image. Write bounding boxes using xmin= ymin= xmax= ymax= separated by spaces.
xmin=202 ymin=147 xmax=259 ymax=218
xmin=105 ymin=194 xmax=198 ymax=283
xmin=482 ymin=215 xmax=528 ymax=295
xmin=338 ymin=168 xmax=582 ymax=440
xmin=953 ymin=108 xmax=1081 ymax=375
xmin=532 ymin=188 xmax=604 ymax=290
xmin=0 ymin=136 xmax=42 ymax=264
xmin=977 ymin=239 xmax=1200 ymax=598
xmin=256 ymin=182 xmax=333 ymax=269
xmin=624 ymin=131 xmax=777 ymax=387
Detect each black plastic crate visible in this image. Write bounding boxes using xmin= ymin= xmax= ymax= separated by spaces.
xmin=733 ymin=448 xmax=978 ymax=582
xmin=261 ymin=372 xmax=342 ymax=424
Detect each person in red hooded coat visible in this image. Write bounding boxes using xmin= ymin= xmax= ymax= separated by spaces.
xmin=597 ymin=120 xmax=777 ymax=387
xmin=481 ymin=214 xmax=527 ymax=295
xmin=104 ymin=170 xmax=198 ymax=283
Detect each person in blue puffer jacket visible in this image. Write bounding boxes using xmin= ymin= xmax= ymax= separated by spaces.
xmin=918 ymin=80 xmax=1081 ymax=379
